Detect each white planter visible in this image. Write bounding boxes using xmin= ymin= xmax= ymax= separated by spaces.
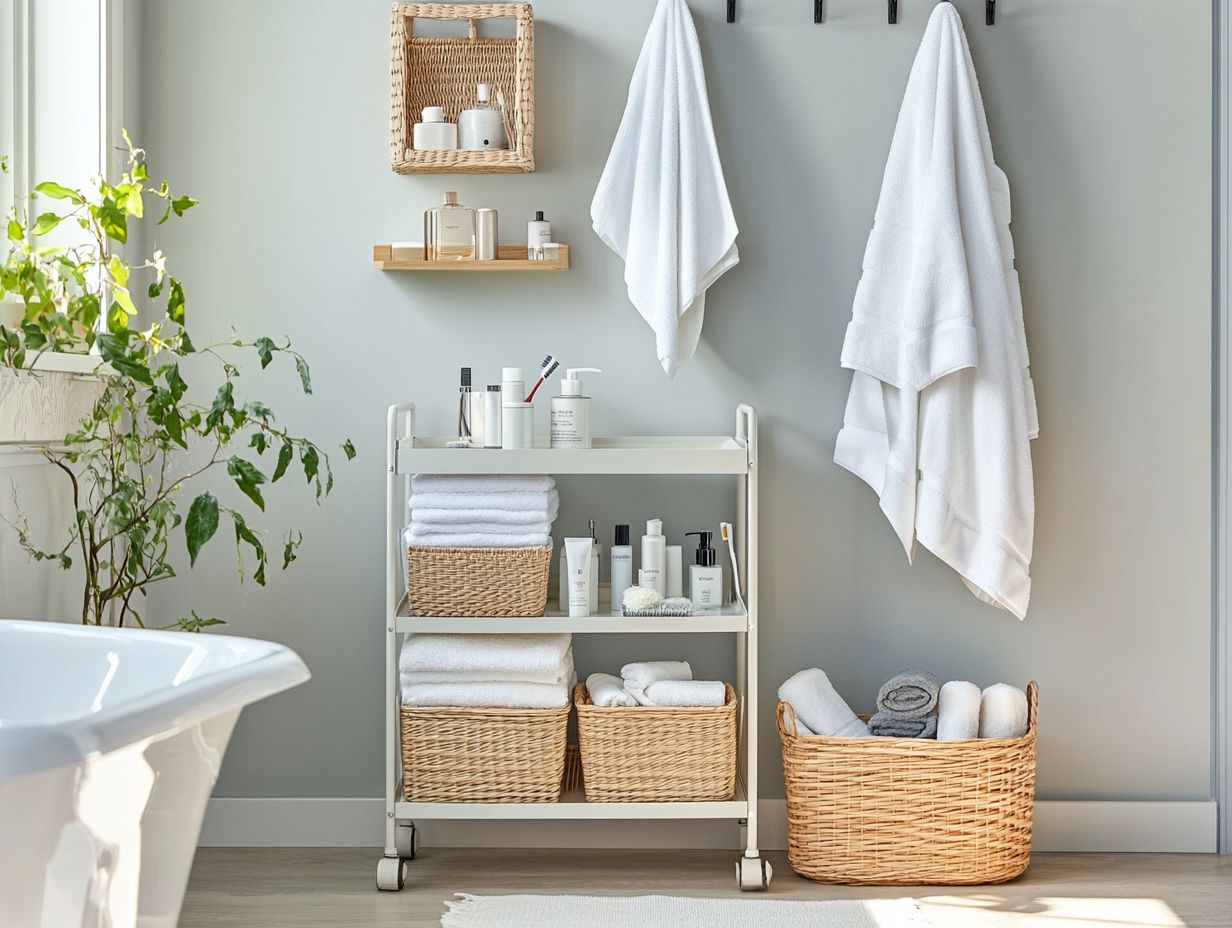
xmin=0 ymin=354 xmax=109 ymax=446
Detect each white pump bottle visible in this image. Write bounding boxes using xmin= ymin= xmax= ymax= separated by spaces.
xmin=550 ymin=368 xmax=602 ymax=449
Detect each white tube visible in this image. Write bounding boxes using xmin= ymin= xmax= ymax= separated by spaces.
xmin=564 ymin=537 xmax=594 ymax=618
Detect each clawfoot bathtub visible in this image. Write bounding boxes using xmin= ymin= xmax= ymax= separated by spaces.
xmin=0 ymin=620 xmax=310 ymax=928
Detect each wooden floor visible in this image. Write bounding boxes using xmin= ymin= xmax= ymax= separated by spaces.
xmin=179 ymin=848 xmax=1232 ymax=928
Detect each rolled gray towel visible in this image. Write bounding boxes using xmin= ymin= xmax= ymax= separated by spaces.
xmin=868 ymin=710 xmax=938 ymax=738
xmin=876 ymin=670 xmax=940 ymax=719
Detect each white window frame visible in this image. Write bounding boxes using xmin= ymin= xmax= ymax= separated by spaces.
xmin=1216 ymin=0 xmax=1231 ymax=858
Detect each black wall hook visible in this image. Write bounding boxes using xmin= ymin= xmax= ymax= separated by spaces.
xmin=815 ymin=0 xmax=824 ymax=23
xmin=727 ymin=0 xmax=736 ymax=23
xmin=888 ymin=0 xmax=898 ymax=24
xmin=986 ymin=0 xmax=995 ymax=24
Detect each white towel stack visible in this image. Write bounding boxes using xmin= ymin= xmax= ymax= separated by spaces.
xmin=400 ymin=634 xmax=574 ymax=709
xmin=585 ymin=661 xmax=727 ymax=708
xmin=406 ymin=475 xmax=559 ymax=548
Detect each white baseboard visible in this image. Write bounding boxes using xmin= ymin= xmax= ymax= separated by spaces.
xmin=199 ymin=798 xmax=1218 ymax=853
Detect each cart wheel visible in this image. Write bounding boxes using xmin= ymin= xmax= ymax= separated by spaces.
xmin=736 ymin=856 xmax=772 ymax=891
xmin=395 ymin=823 xmax=418 ymax=860
xmin=376 ymin=856 xmax=407 ymax=892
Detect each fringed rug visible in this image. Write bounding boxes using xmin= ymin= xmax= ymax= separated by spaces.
xmin=441 ymin=893 xmax=927 ymax=927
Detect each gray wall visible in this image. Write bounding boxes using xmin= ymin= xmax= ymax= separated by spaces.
xmin=129 ymin=0 xmax=1212 ymax=801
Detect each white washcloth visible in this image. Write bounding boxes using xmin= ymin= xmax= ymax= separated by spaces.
xmin=409 ymin=521 xmax=553 ymax=538
xmin=411 ymin=474 xmax=556 ymax=495
xmin=399 ymin=633 xmax=571 ymax=677
xmin=409 ymin=491 xmax=558 ymax=513
xmin=833 ymin=2 xmax=1038 ymax=620
xmin=978 ymin=683 xmax=1029 ymax=739
xmin=404 ymin=527 xmax=550 ymax=549
xmin=937 ymin=680 xmax=982 ymax=741
xmin=401 ymin=678 xmax=572 ymax=709
xmin=777 ymin=668 xmax=870 ymax=739
xmin=410 ymin=502 xmax=559 ymax=527
xmin=585 ymin=672 xmax=637 ymax=707
xmin=642 ymin=679 xmax=726 ymax=707
xmin=621 ymin=660 xmax=692 ymax=704
xmin=590 ymin=0 xmax=738 ymax=377
xmin=402 ymin=648 xmax=574 ymax=689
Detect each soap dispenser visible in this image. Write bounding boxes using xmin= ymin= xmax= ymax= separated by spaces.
xmin=550 ymin=368 xmax=602 ymax=449
xmin=686 ymin=531 xmax=723 ymax=610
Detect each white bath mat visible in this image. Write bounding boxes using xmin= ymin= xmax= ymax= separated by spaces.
xmin=441 ymin=893 xmax=927 ymax=927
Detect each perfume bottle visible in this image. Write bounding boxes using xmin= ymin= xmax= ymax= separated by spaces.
xmin=458 ymin=83 xmax=509 ymax=151
xmin=424 ymin=192 xmax=475 ymax=261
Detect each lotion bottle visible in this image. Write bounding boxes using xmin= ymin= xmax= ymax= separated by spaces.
xmin=610 ymin=524 xmax=633 ymax=613
xmin=640 ymin=518 xmax=666 ymax=595
xmin=527 ymin=210 xmax=551 ymax=260
xmin=550 ymin=368 xmax=601 ymax=449
xmin=686 ymin=531 xmax=723 ymax=611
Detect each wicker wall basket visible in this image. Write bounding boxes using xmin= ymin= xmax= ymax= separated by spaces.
xmin=777 ymin=681 xmax=1039 ymax=886
xmin=401 ymin=701 xmax=568 ymax=802
xmin=574 ymin=683 xmax=738 ymax=803
xmin=406 ymin=543 xmax=552 ymax=616
xmin=389 ymin=3 xmax=535 ymax=174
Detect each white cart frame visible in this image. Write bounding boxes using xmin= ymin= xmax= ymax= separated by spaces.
xmin=378 ymin=403 xmax=769 ymax=891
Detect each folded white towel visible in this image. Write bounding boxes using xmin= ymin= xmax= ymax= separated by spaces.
xmin=832 ymin=2 xmax=1038 ymax=619
xmin=409 ymin=491 xmax=557 ymax=513
xmin=399 ymin=633 xmax=571 ymax=677
xmin=411 ymin=505 xmax=559 ymax=527
xmin=411 ymin=474 xmax=556 ymax=495
xmin=978 ymin=683 xmax=1029 ymax=739
xmin=590 ymin=0 xmax=738 ymax=377
xmin=400 ymin=678 xmax=572 ymax=709
xmin=409 ymin=521 xmax=553 ymax=538
xmin=777 ymin=668 xmax=870 ymax=738
xmin=585 ymin=672 xmax=637 ymax=707
xmin=642 ymin=679 xmax=726 ymax=707
xmin=405 ymin=528 xmax=551 ymax=549
xmin=621 ymin=660 xmax=692 ymax=704
xmin=402 ymin=648 xmax=574 ymax=689
xmin=937 ymin=680 xmax=982 ymax=741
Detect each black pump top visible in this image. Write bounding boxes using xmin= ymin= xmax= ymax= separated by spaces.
xmin=614 ymin=524 xmax=630 ymax=546
xmin=534 ymin=210 xmax=545 ymax=221
xmin=460 ymin=366 xmax=472 ymax=389
xmin=686 ymin=531 xmax=716 ymax=567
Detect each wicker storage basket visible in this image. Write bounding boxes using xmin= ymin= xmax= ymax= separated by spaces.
xmin=401 ymin=701 xmax=568 ymax=802
xmin=406 ymin=543 xmax=551 ymax=616
xmin=777 ymin=681 xmax=1038 ymax=885
xmin=574 ymin=683 xmax=738 ymax=802
xmin=389 ymin=3 xmax=535 ymax=174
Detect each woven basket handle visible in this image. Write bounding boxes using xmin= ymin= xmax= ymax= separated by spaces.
xmin=776 ymin=700 xmax=800 ymax=739
xmin=1026 ymin=680 xmax=1040 ymax=735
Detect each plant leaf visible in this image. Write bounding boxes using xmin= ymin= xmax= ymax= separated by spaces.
xmin=206 ymin=381 xmax=234 ymax=431
xmin=108 ymin=255 xmax=129 ymax=288
xmin=254 ymin=336 xmax=275 ymax=369
xmin=227 ymin=456 xmax=267 ymax=511
xmin=32 ymin=212 xmax=62 ymax=235
xmin=300 ymin=444 xmax=319 ymax=484
xmin=272 ymin=442 xmax=293 ymax=482
xmin=167 ymin=278 xmax=185 ymax=325
xmin=35 ymin=181 xmax=84 ymax=204
xmin=165 ymin=363 xmax=187 ymax=402
xmin=295 ymin=356 xmax=312 ymax=394
xmin=342 ymin=438 xmax=356 ymax=460
xmin=6 ymin=217 xmax=21 ymax=241
xmin=171 ymin=195 xmax=198 ymax=217
xmin=250 ymin=431 xmax=267 ymax=454
xmin=96 ymin=332 xmax=153 ymax=383
xmin=185 ymin=492 xmax=220 ymax=566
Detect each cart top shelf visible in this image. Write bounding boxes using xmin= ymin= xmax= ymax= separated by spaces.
xmin=396 ymin=435 xmax=751 ymax=475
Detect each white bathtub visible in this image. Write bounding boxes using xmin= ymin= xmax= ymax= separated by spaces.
xmin=0 ymin=620 xmax=310 ymax=928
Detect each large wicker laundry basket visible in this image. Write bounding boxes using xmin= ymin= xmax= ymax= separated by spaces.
xmin=777 ymin=681 xmax=1038 ymax=885
xmin=406 ymin=542 xmax=552 ymax=616
xmin=574 ymin=683 xmax=737 ymax=802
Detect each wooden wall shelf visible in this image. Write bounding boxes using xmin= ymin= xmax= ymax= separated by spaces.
xmin=372 ymin=244 xmax=569 ymax=272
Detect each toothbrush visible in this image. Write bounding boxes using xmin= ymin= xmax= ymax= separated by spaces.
xmin=719 ymin=522 xmax=745 ymax=612
xmin=524 ymin=354 xmax=559 ymax=403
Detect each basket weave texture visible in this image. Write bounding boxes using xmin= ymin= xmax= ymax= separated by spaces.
xmin=401 ymin=701 xmax=568 ymax=802
xmin=777 ymin=681 xmax=1039 ymax=885
xmin=574 ymin=683 xmax=738 ymax=802
xmin=389 ymin=3 xmax=535 ymax=173
xmin=406 ymin=543 xmax=551 ymax=616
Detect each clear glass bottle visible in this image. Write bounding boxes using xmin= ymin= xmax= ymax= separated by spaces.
xmin=424 ymin=191 xmax=475 ymax=261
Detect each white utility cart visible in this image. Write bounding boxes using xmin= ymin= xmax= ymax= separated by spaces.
xmin=379 ymin=403 xmax=770 ymax=892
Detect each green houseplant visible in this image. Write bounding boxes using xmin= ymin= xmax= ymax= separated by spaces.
xmin=0 ymin=135 xmax=354 ymax=629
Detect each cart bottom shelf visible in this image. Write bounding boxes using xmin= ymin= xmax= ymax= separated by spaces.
xmin=396 ymin=784 xmax=748 ymax=820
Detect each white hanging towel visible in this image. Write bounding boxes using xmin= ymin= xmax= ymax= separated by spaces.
xmin=833 ymin=3 xmax=1039 ymax=619
xmin=590 ymin=0 xmax=739 ymax=377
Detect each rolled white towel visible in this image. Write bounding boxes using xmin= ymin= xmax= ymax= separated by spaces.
xmin=411 ymin=503 xmax=560 ymax=527
xmin=401 ymin=679 xmax=571 ymax=709
xmin=406 ymin=529 xmax=551 ymax=549
xmin=410 ymin=474 xmax=556 ymax=495
xmin=777 ymin=668 xmax=870 ymax=738
xmin=586 ymin=672 xmax=637 ymax=707
xmin=410 ymin=491 xmax=557 ymax=512
xmin=978 ymin=683 xmax=1029 ymax=739
xmin=642 ymin=679 xmax=726 ymax=707
xmin=937 ymin=680 xmax=982 ymax=741
xmin=621 ymin=660 xmax=692 ymax=704
xmin=399 ymin=633 xmax=571 ymax=677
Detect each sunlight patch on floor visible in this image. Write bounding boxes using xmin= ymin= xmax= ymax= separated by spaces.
xmin=916 ymin=894 xmax=1186 ymax=928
